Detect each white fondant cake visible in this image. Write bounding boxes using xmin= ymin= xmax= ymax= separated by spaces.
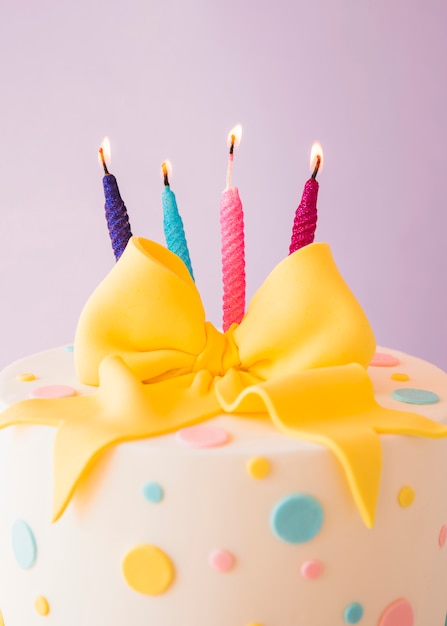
xmin=0 ymin=345 xmax=447 ymax=625
xmin=1 ymin=237 xmax=447 ymax=626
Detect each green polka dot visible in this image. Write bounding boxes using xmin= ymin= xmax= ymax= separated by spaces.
xmin=12 ymin=519 xmax=37 ymax=569
xmin=142 ymin=482 xmax=164 ymax=503
xmin=271 ymin=494 xmax=323 ymax=544
xmin=392 ymin=388 xmax=439 ymax=405
xmin=344 ymin=602 xmax=363 ymax=623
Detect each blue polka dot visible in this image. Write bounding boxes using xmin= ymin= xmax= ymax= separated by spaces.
xmin=392 ymin=388 xmax=439 ymax=405
xmin=142 ymin=482 xmax=164 ymax=503
xmin=344 ymin=602 xmax=363 ymax=624
xmin=64 ymin=345 xmax=74 ymax=352
xmin=270 ymin=494 xmax=323 ymax=543
xmin=12 ymin=520 xmax=37 ymax=569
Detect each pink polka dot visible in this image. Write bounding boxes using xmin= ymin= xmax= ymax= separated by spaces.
xmin=300 ymin=559 xmax=323 ymax=580
xmin=31 ymin=385 xmax=77 ymax=399
xmin=176 ymin=425 xmax=230 ymax=448
xmin=370 ymin=352 xmax=400 ymax=367
xmin=439 ymin=524 xmax=447 ymax=548
xmin=378 ymin=598 xmax=414 ymax=626
xmin=209 ymin=549 xmax=235 ymax=572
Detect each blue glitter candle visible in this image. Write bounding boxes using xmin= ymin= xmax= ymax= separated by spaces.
xmin=161 ymin=161 xmax=194 ymax=280
xmin=99 ymin=138 xmax=132 ymax=261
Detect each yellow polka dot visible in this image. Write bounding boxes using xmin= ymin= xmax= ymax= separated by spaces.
xmin=246 ymin=623 xmax=264 ymax=626
xmin=398 ymin=485 xmax=415 ymax=508
xmin=391 ymin=372 xmax=409 ymax=382
xmin=34 ymin=595 xmax=50 ymax=616
xmin=122 ymin=544 xmax=174 ymax=595
xmin=16 ymin=372 xmax=36 ymax=382
xmin=247 ymin=456 xmax=271 ymax=479
xmin=0 ymin=610 xmax=4 ymax=626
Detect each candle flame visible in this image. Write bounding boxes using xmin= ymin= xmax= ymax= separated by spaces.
xmin=161 ymin=160 xmax=172 ymax=177
xmin=227 ymin=124 xmax=243 ymax=149
xmin=99 ymin=136 xmax=111 ymax=169
xmin=309 ymin=141 xmax=323 ymax=173
xmin=161 ymin=160 xmax=172 ymax=186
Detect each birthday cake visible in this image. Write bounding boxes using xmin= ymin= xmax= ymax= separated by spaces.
xmin=0 ymin=237 xmax=447 ymax=626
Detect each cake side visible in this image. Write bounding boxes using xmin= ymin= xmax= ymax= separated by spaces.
xmin=0 ymin=346 xmax=446 ymax=625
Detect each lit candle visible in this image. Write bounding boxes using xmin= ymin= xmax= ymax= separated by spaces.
xmin=220 ymin=124 xmax=245 ymax=332
xmin=99 ymin=137 xmax=133 ymax=261
xmin=161 ymin=161 xmax=194 ymax=280
xmin=289 ymin=141 xmax=323 ymax=255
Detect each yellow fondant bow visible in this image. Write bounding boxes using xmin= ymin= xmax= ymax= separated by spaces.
xmin=1 ymin=237 xmax=446 ymax=526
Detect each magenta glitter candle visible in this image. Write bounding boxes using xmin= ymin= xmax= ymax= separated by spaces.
xmin=289 ymin=142 xmax=323 ymax=255
xmin=220 ymin=125 xmax=246 ymax=332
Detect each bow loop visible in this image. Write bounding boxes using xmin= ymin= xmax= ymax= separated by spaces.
xmin=75 ymin=237 xmax=208 ymax=385
xmin=234 ymin=242 xmax=376 ymax=380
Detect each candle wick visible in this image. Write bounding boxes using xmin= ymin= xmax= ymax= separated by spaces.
xmin=311 ymin=155 xmax=321 ymax=180
xmin=162 ymin=163 xmax=170 ymax=187
xmin=225 ymin=136 xmax=236 ymax=189
xmin=229 ymin=135 xmax=236 ymax=155
xmin=99 ymin=148 xmax=110 ymax=176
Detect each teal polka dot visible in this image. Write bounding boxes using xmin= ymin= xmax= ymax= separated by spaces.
xmin=64 ymin=345 xmax=74 ymax=352
xmin=142 ymin=482 xmax=164 ymax=503
xmin=344 ymin=602 xmax=363 ymax=624
xmin=392 ymin=388 xmax=439 ymax=405
xmin=270 ymin=494 xmax=323 ymax=543
xmin=12 ymin=520 xmax=37 ymax=569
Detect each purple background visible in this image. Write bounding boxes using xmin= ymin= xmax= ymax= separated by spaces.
xmin=1 ymin=0 xmax=446 ymax=371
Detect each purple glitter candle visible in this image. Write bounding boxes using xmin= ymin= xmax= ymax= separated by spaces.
xmin=99 ymin=138 xmax=132 ymax=261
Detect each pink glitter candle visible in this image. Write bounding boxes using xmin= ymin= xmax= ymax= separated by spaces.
xmin=220 ymin=124 xmax=245 ymax=332
xmin=289 ymin=142 xmax=323 ymax=255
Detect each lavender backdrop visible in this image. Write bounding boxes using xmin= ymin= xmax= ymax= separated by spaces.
xmin=1 ymin=0 xmax=446 ymax=370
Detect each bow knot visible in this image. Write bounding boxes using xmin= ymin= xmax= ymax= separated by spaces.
xmin=192 ymin=322 xmax=240 ymax=377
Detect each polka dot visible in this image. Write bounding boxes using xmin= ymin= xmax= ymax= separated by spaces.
xmin=245 ymin=623 xmax=263 ymax=626
xmin=271 ymin=494 xmax=323 ymax=544
xmin=300 ymin=559 xmax=323 ymax=579
xmin=391 ymin=388 xmax=439 ymax=405
xmin=142 ymin=482 xmax=164 ymax=503
xmin=34 ymin=595 xmax=50 ymax=616
xmin=344 ymin=602 xmax=363 ymax=624
xmin=12 ymin=519 xmax=37 ymax=569
xmin=31 ymin=385 xmax=77 ymax=399
xmin=398 ymin=486 xmax=415 ymax=508
xmin=64 ymin=345 xmax=74 ymax=352
xmin=176 ymin=425 xmax=230 ymax=448
xmin=370 ymin=352 xmax=400 ymax=367
xmin=122 ymin=544 xmax=174 ymax=595
xmin=247 ymin=456 xmax=271 ymax=479
xmin=391 ymin=372 xmax=409 ymax=382
xmin=439 ymin=524 xmax=447 ymax=548
xmin=378 ymin=598 xmax=414 ymax=626
xmin=209 ymin=549 xmax=235 ymax=572
xmin=16 ymin=372 xmax=36 ymax=382
xmin=0 ymin=611 xmax=4 ymax=626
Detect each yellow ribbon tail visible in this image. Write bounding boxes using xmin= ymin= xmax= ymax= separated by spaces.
xmin=218 ymin=363 xmax=387 ymax=528
xmin=50 ymin=356 xmax=222 ymax=521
